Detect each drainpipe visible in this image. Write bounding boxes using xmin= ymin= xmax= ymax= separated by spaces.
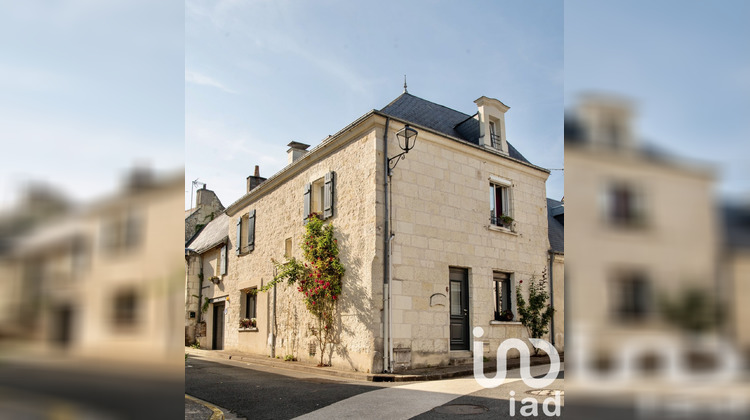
xmin=383 ymin=117 xmax=391 ymax=373
xmin=389 ymin=233 xmax=395 ymax=369
xmin=548 ymin=250 xmax=555 ymax=347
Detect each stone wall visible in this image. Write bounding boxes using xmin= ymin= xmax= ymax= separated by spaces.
xmin=222 ymin=125 xmax=381 ymax=373
xmin=384 ymin=124 xmax=551 ymax=368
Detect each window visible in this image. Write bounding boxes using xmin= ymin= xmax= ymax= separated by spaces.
xmin=612 ymin=271 xmax=651 ymax=322
xmin=489 ymin=178 xmax=513 ymax=229
xmin=489 ymin=121 xmax=500 ymax=149
xmin=304 ymin=171 xmax=335 ymax=222
xmin=602 ymin=182 xmax=644 ymax=228
xmin=241 ymin=288 xmax=257 ymax=320
xmin=493 ymin=271 xmax=513 ymax=321
xmin=235 ymin=210 xmax=256 ymax=255
xmin=101 ymin=209 xmax=142 ymax=253
xmin=113 ymin=289 xmax=138 ymax=328
xmin=284 ymin=237 xmax=292 ymax=258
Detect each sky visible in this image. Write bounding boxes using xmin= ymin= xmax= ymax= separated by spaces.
xmin=565 ymin=0 xmax=750 ymax=200
xmin=185 ymin=0 xmax=564 ymax=209
xmin=0 ymin=1 xmax=184 ymax=211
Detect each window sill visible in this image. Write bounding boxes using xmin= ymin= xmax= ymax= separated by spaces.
xmin=488 ymin=225 xmax=518 ymax=235
xmin=239 ymin=327 xmax=258 ymax=332
xmin=490 ymin=320 xmax=522 ymax=325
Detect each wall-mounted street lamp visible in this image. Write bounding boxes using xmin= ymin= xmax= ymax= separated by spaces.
xmin=388 ymin=124 xmax=418 ymax=174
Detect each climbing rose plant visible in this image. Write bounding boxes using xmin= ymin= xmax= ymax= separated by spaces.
xmin=266 ymin=213 xmax=344 ymax=366
xmin=515 ymin=268 xmax=555 ymax=355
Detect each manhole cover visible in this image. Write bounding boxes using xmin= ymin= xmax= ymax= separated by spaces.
xmin=434 ymin=404 xmax=489 ymax=415
xmin=527 ymin=389 xmax=564 ymax=397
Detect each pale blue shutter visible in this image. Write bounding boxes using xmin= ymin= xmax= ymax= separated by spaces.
xmin=220 ymin=244 xmax=227 ymax=275
xmin=323 ymin=171 xmax=334 ymax=219
xmin=303 ymin=183 xmax=311 ymax=223
xmin=235 ymin=217 xmax=242 ymax=255
xmin=247 ymin=210 xmax=256 ymax=252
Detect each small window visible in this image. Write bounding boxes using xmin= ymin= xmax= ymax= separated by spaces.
xmin=490 ymin=181 xmax=513 ymax=229
xmin=612 ymin=271 xmax=651 ymax=322
xmin=304 ymin=171 xmax=335 ymax=222
xmin=113 ymin=289 xmax=138 ymax=328
xmin=241 ymin=288 xmax=257 ymax=320
xmin=494 ymin=272 xmax=513 ymax=321
xmin=284 ymin=238 xmax=292 ymax=259
xmin=235 ymin=210 xmax=256 ymax=255
xmin=489 ymin=120 xmax=500 ymax=149
xmin=602 ymin=182 xmax=645 ymax=228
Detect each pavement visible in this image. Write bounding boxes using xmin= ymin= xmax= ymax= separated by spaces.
xmin=184 ymin=346 xmax=564 ymax=420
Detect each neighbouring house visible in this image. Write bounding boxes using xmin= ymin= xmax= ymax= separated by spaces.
xmin=1 ymin=168 xmax=185 ymax=366
xmin=721 ymin=201 xmax=750 ymax=356
xmin=185 ymin=184 xmax=225 ymax=245
xmin=197 ymin=91 xmax=562 ymax=373
xmin=565 ymin=94 xmax=720 ymax=354
xmin=547 ymin=198 xmax=564 ymax=350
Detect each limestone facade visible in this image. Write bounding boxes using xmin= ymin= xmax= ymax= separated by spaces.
xmin=204 ymin=94 xmax=559 ymax=373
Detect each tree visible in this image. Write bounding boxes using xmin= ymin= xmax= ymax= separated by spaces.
xmin=515 ymin=268 xmax=555 ymax=355
xmin=264 ymin=214 xmax=344 ymax=366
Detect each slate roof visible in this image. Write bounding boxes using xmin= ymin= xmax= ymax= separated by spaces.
xmin=547 ymin=198 xmax=564 ymax=254
xmin=722 ymin=202 xmax=750 ymax=250
xmin=186 ymin=212 xmax=230 ymax=254
xmin=380 ymin=93 xmax=533 ymax=165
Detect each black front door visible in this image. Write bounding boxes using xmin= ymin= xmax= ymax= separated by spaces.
xmin=212 ymin=303 xmax=225 ymax=350
xmin=449 ymin=267 xmax=470 ymax=350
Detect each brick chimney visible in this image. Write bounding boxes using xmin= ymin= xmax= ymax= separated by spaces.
xmin=246 ymin=165 xmax=267 ymax=193
xmin=287 ymin=141 xmax=310 ymax=164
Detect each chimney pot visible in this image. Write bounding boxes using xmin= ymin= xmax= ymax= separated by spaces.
xmin=247 ymin=165 xmax=267 ymax=193
xmin=287 ymin=141 xmax=310 ymax=164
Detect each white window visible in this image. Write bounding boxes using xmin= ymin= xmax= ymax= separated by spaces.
xmin=489 ymin=177 xmax=513 ymax=229
xmin=493 ymin=271 xmax=514 ymax=321
xmin=601 ymin=181 xmax=645 ymax=228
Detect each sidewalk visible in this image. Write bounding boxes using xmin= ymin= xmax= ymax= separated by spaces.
xmin=185 ymin=346 xmax=563 ymax=382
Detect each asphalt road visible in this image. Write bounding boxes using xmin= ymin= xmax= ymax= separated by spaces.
xmin=0 ymin=360 xmax=184 ymax=419
xmin=186 ymin=355 xmax=566 ymax=419
xmin=185 ymin=356 xmax=383 ymax=419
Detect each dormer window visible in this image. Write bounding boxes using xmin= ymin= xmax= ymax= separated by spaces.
xmin=489 ymin=121 xmax=500 ymax=149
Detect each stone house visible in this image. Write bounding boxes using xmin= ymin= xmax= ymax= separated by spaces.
xmin=185 ymin=184 xmax=225 ymax=245
xmin=197 ymin=92 xmax=560 ymax=373
xmin=565 ymin=95 xmax=720 ymax=355
xmin=1 ymin=169 xmax=185 ymax=366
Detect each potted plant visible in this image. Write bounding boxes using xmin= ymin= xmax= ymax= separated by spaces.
xmin=210 ymin=276 xmax=221 ymax=285
xmin=499 ymin=309 xmax=514 ymax=321
xmin=498 ymin=214 xmax=514 ymax=227
xmin=240 ymin=318 xmax=252 ymax=329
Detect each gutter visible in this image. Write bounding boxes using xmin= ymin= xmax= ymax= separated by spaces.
xmin=383 ymin=117 xmax=391 ymax=373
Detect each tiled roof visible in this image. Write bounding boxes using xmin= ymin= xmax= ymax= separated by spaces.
xmin=547 ymin=198 xmax=564 ymax=254
xmin=380 ymin=93 xmax=532 ymax=165
xmin=186 ymin=212 xmax=230 ymax=254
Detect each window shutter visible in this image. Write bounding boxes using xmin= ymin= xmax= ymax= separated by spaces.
xmin=235 ymin=217 xmax=242 ymax=255
xmin=323 ymin=171 xmax=334 ymax=219
xmin=220 ymin=244 xmax=227 ymax=275
xmin=303 ymin=183 xmax=312 ymax=223
xmin=247 ymin=210 xmax=256 ymax=252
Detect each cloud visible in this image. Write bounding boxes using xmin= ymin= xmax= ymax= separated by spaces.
xmin=185 ymin=70 xmax=236 ymax=94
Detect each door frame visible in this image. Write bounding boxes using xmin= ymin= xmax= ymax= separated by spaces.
xmin=212 ymin=302 xmax=225 ymax=350
xmin=449 ymin=267 xmax=470 ymax=351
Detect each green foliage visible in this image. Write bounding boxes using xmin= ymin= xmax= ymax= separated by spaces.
xmin=185 ymin=353 xmax=189 ymax=361
xmin=201 ymin=297 xmax=210 ymax=314
xmin=516 ymin=268 xmax=555 ymax=348
xmin=190 ymin=342 xmax=201 ymax=349
xmin=284 ymin=354 xmax=297 ymax=362
xmin=659 ymin=286 xmax=722 ymax=334
xmin=264 ymin=214 xmax=345 ymax=366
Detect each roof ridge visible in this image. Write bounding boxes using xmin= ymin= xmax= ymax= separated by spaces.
xmin=381 ymin=92 xmax=473 ymax=119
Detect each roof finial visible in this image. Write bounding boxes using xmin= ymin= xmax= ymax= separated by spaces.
xmin=403 ymin=75 xmax=408 ymax=93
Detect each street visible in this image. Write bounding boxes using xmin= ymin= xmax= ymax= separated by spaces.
xmin=185 ymin=354 xmax=565 ymax=419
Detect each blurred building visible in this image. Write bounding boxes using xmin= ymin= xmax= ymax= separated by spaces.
xmin=722 ymin=202 xmax=750 ymax=356
xmin=0 ymin=169 xmax=184 ymax=366
xmin=566 ymin=95 xmax=719 ymax=349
